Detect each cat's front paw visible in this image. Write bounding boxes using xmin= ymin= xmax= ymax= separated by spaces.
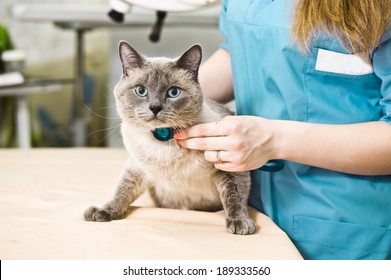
xmin=226 ymin=218 xmax=256 ymax=235
xmin=84 ymin=206 xmax=113 ymax=222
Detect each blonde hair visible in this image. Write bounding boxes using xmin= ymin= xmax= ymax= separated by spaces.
xmin=292 ymin=0 xmax=391 ymax=56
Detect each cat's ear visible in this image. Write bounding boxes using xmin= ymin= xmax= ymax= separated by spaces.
xmin=119 ymin=41 xmax=145 ymax=76
xmin=176 ymin=44 xmax=202 ymax=80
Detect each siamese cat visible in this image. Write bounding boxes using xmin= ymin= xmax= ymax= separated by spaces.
xmin=84 ymin=41 xmax=256 ymax=235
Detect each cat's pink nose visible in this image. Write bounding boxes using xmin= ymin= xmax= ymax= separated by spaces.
xmin=149 ymin=105 xmax=163 ymax=116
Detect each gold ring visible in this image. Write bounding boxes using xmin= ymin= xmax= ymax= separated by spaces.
xmin=216 ymin=151 xmax=223 ymax=163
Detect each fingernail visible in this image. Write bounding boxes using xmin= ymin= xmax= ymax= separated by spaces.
xmin=176 ymin=139 xmax=181 ymax=145
xmin=174 ymin=131 xmax=181 ymax=139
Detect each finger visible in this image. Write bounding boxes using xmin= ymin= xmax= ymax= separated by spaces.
xmin=204 ymin=150 xmax=232 ymax=163
xmin=177 ymin=136 xmax=230 ymax=151
xmin=213 ymin=162 xmax=246 ymax=172
xmin=174 ymin=121 xmax=225 ymax=139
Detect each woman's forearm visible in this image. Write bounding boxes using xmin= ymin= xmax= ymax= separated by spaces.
xmin=274 ymin=120 xmax=391 ymax=175
xmin=199 ymin=49 xmax=235 ymax=103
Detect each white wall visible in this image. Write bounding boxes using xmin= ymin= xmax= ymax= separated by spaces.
xmin=1 ymin=0 xmax=111 ymax=146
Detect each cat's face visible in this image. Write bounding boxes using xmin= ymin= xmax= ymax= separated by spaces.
xmin=114 ymin=41 xmax=203 ymax=130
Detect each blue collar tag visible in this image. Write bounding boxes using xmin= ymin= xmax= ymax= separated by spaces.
xmin=151 ymin=127 xmax=175 ymax=142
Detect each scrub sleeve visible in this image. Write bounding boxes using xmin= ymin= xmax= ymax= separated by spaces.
xmin=220 ymin=0 xmax=391 ymax=260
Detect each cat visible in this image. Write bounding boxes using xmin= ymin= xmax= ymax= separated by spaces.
xmin=84 ymin=41 xmax=256 ymax=235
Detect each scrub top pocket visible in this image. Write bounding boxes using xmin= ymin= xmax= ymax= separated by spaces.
xmin=293 ymin=215 xmax=391 ymax=260
xmin=304 ymin=47 xmax=383 ymax=124
xmin=315 ymin=49 xmax=374 ymax=75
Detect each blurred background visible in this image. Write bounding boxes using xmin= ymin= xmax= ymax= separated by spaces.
xmin=0 ymin=0 xmax=222 ymax=148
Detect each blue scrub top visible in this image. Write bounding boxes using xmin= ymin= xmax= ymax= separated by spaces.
xmin=220 ymin=0 xmax=391 ymax=259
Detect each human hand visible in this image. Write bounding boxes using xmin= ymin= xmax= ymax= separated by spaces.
xmin=175 ymin=115 xmax=277 ymax=172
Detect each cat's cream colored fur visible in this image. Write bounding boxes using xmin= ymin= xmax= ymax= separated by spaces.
xmin=121 ymin=100 xmax=225 ymax=211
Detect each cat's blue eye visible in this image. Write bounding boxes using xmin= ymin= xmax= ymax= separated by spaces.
xmin=167 ymin=87 xmax=181 ymax=98
xmin=134 ymin=85 xmax=148 ymax=97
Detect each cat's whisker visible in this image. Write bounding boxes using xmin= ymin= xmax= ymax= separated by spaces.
xmin=176 ymin=116 xmax=192 ymax=128
xmin=106 ymin=84 xmax=115 ymax=93
xmin=99 ymin=105 xmax=117 ymax=109
xmin=88 ymin=125 xmax=120 ymax=137
xmin=96 ymin=125 xmax=121 ymax=144
xmin=84 ymin=104 xmax=121 ymax=120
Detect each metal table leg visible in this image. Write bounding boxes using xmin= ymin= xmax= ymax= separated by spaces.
xmin=72 ymin=28 xmax=87 ymax=146
xmin=16 ymin=94 xmax=31 ymax=149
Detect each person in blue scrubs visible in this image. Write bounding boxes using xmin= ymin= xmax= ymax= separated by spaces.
xmin=176 ymin=0 xmax=391 ymax=259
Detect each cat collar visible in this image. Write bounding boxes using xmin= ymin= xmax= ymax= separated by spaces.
xmin=151 ymin=127 xmax=175 ymax=142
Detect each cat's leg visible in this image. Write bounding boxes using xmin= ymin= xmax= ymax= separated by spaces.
xmin=84 ymin=168 xmax=149 ymax=222
xmin=214 ymin=171 xmax=256 ymax=235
